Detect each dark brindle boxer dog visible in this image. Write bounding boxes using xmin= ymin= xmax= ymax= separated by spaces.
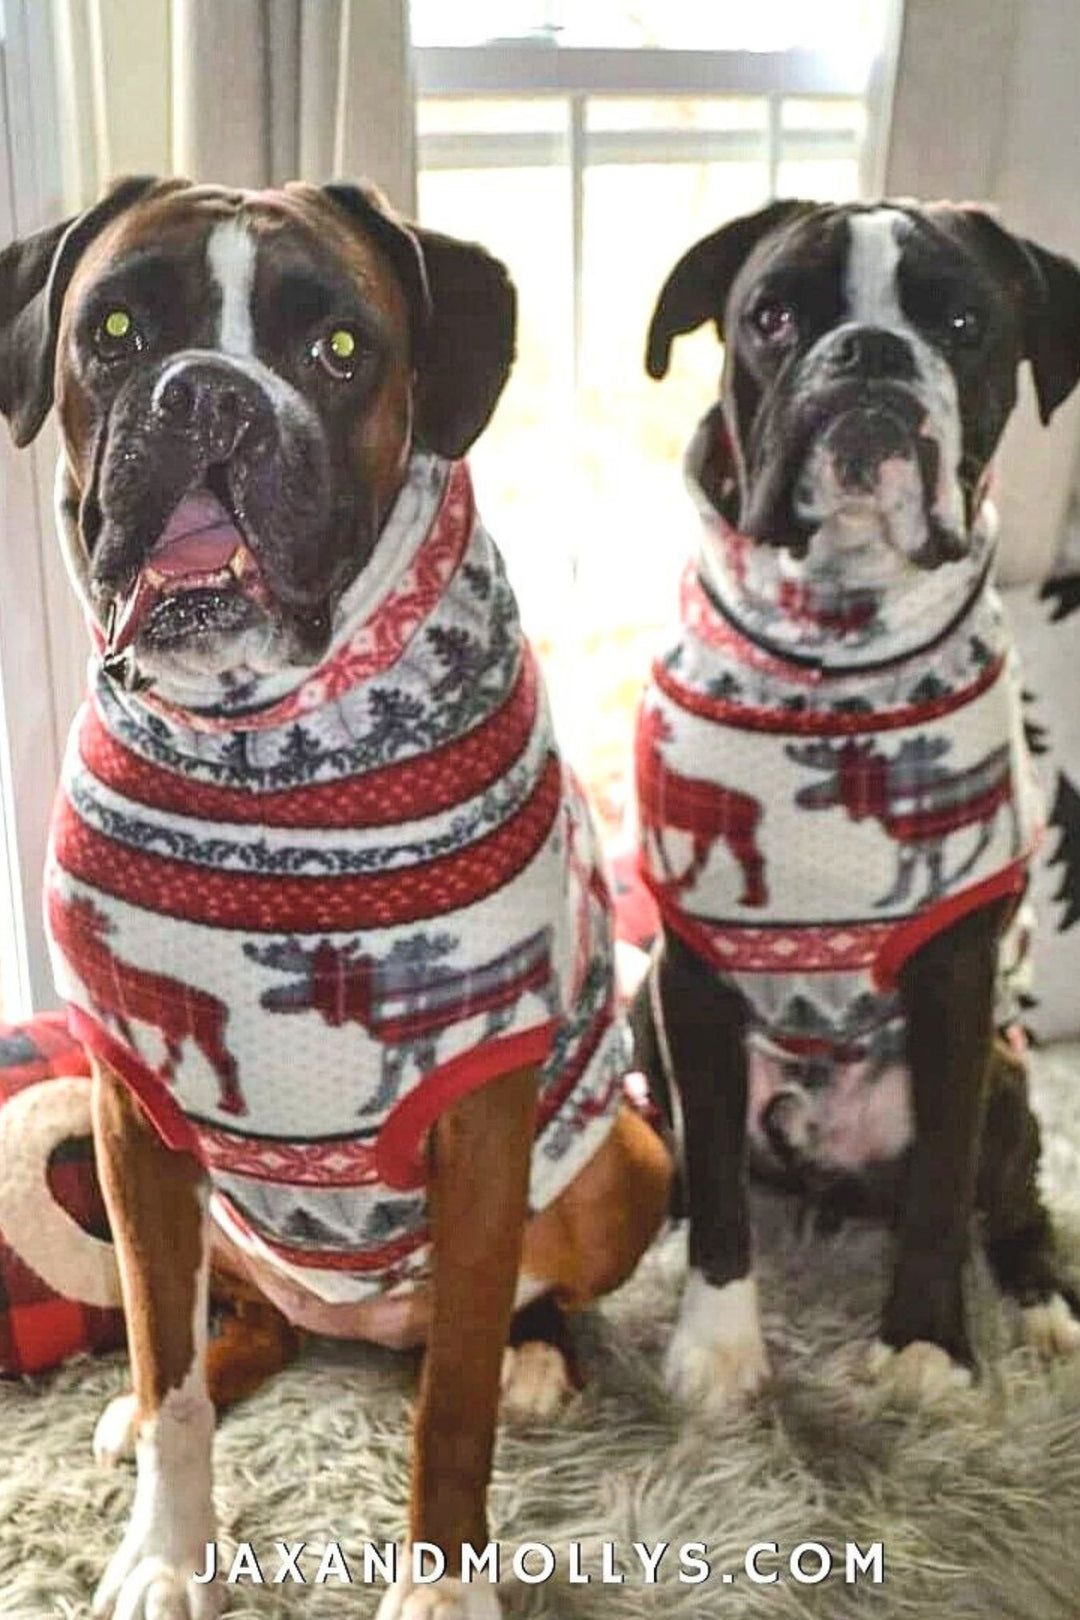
xmin=0 ymin=177 xmax=670 ymax=1619
xmin=632 ymin=199 xmax=1080 ymax=1412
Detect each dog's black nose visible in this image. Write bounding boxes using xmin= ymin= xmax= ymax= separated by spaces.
xmin=829 ymin=326 xmax=915 ymax=381
xmin=152 ymin=359 xmax=265 ymax=461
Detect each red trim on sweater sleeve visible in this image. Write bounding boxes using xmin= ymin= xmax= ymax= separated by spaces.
xmin=66 ymin=1005 xmax=204 ymax=1158
xmin=374 ymin=1021 xmax=558 ymax=1191
xmin=871 ymin=859 xmax=1029 ymax=991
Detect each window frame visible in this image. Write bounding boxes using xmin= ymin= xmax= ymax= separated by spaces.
xmin=414 ymin=28 xmax=904 ymax=391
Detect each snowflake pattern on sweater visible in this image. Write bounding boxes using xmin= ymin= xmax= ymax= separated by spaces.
xmin=46 ymin=454 xmax=626 ymax=1302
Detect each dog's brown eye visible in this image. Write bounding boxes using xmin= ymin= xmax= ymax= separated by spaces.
xmin=311 ymin=326 xmax=363 ymax=381
xmin=93 ymin=307 xmax=143 ymax=360
xmin=947 ymin=306 xmax=983 ymax=346
xmin=750 ymin=298 xmax=797 ymax=343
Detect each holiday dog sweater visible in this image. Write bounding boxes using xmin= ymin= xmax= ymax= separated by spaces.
xmin=46 ymin=453 xmax=626 ymax=1303
xmin=636 ymin=487 xmax=1040 ymax=1174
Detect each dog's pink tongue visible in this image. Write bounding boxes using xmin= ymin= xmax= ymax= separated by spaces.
xmin=107 ymin=492 xmax=245 ymax=656
xmin=149 ymin=491 xmax=242 ymax=577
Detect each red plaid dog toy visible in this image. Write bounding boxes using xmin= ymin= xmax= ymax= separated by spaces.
xmin=0 ymin=1012 xmax=124 ymax=1374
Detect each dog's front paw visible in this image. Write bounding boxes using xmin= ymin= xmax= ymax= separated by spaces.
xmin=93 ymin=1388 xmax=217 ymax=1619
xmin=866 ymin=1339 xmax=973 ymax=1405
xmin=500 ymin=1341 xmax=573 ymax=1424
xmin=94 ymin=1392 xmax=138 ymax=1467
xmin=664 ymin=1273 xmax=771 ymax=1413
xmin=1021 ymin=1293 xmax=1080 ymax=1359
xmin=93 ymin=1550 xmax=221 ymax=1620
xmin=376 ymin=1576 xmax=502 ymax=1620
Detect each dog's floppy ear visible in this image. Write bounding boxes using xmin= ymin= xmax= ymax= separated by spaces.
xmin=1024 ymin=242 xmax=1080 ymax=422
xmin=323 ymin=182 xmax=517 ymax=459
xmin=941 ymin=205 xmax=1080 ymax=425
xmin=0 ymin=176 xmax=158 ymax=446
xmin=645 ymin=199 xmax=817 ymax=381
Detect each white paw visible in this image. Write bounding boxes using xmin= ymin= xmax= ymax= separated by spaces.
xmin=94 ymin=1393 xmax=139 ymax=1467
xmin=94 ymin=1378 xmax=217 ymax=1619
xmin=93 ymin=1552 xmax=221 ymax=1620
xmin=866 ymin=1339 xmax=973 ymax=1404
xmin=1021 ymin=1294 xmax=1080 ymax=1359
xmin=376 ymin=1575 xmax=502 ymax=1620
xmin=663 ymin=1273 xmax=771 ymax=1413
xmin=500 ymin=1341 xmax=572 ymax=1423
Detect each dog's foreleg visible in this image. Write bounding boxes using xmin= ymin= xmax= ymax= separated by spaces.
xmin=977 ymin=1041 xmax=1080 ymax=1358
xmin=90 ymin=1063 xmax=219 ymax=1619
xmin=655 ymin=931 xmax=769 ymax=1411
xmin=378 ymin=1065 xmax=538 ymax=1620
xmin=873 ymin=900 xmax=1010 ymax=1402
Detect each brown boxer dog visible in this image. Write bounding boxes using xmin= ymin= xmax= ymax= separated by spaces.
xmin=0 ymin=177 xmax=670 ymax=1619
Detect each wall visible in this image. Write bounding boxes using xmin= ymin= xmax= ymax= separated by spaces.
xmin=887 ymin=0 xmax=1080 ymax=584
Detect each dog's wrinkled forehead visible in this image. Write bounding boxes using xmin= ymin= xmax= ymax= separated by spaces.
xmin=61 ymin=183 xmax=413 ymax=369
xmin=729 ymin=203 xmax=1007 ymax=338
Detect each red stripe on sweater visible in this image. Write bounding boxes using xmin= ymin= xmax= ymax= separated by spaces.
xmin=534 ymin=996 xmax=614 ymax=1126
xmin=652 ymin=652 xmax=1005 ymax=736
xmin=81 ymin=654 xmax=539 ymax=829
xmin=196 ymin=1124 xmax=380 ymax=1187
xmin=53 ymin=754 xmax=563 ymax=933
xmin=218 ymin=1214 xmax=429 ymax=1274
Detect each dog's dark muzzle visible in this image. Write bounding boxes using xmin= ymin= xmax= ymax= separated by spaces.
xmin=86 ymin=351 xmax=335 ymax=663
xmin=809 ymin=396 xmax=928 ymax=495
xmin=741 ymin=378 xmax=923 ymax=538
xmin=740 ymin=339 xmax=965 ymax=566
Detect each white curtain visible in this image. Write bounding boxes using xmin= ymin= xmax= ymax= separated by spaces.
xmin=50 ymin=0 xmax=416 ymax=210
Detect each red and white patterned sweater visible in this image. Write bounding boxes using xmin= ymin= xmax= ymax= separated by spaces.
xmin=46 ymin=454 xmax=625 ymax=1303
xmin=636 ymin=476 xmax=1040 ymax=1175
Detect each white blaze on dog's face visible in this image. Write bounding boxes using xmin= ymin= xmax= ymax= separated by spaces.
xmin=645 ymin=197 xmax=1080 ymax=574
xmin=793 ymin=208 xmax=966 ymax=568
xmin=207 ymin=218 xmax=257 ymax=357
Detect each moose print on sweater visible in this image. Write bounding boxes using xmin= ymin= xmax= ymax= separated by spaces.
xmin=785 ymin=732 xmax=1019 ymax=909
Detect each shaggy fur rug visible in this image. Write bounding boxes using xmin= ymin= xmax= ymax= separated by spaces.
xmin=2 ymin=1046 xmax=1080 ymax=1620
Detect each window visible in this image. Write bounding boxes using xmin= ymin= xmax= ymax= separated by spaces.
xmin=0 ymin=3 xmax=904 ymax=1017
xmin=412 ymin=0 xmax=902 ymax=831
